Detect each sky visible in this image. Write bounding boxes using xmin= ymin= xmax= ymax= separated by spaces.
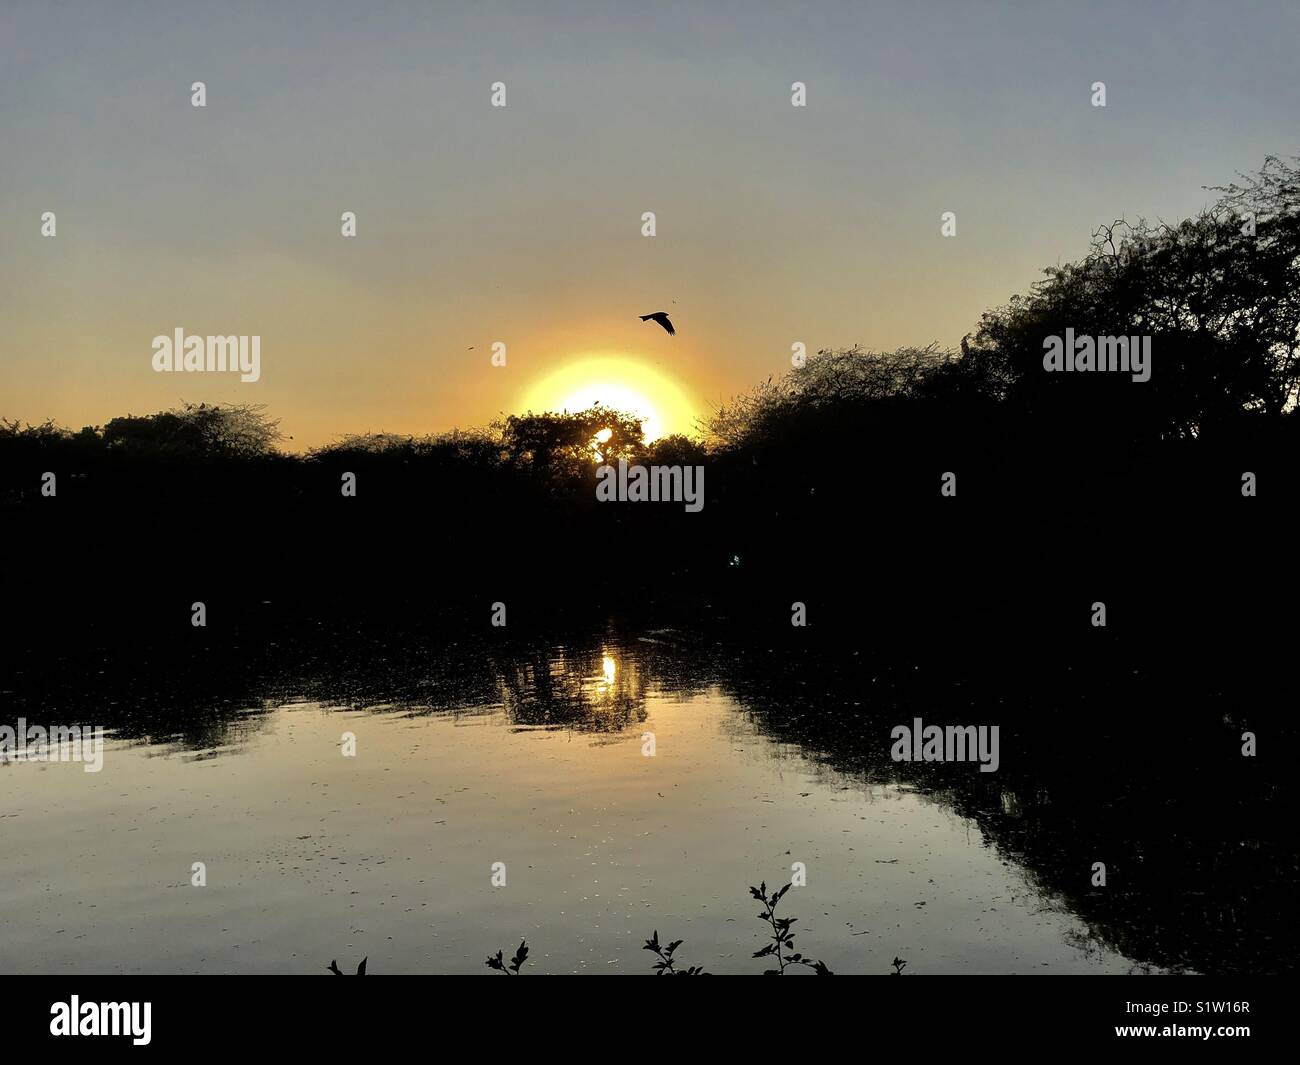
xmin=2 ymin=0 xmax=1297 ymax=449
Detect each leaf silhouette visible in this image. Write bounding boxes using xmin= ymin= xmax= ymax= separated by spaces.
xmin=751 ymin=873 xmax=833 ymax=975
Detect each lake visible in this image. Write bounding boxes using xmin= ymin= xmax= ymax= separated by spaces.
xmin=0 ymin=624 xmax=1285 ymax=975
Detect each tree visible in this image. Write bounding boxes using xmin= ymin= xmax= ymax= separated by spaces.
xmin=102 ymin=403 xmax=282 ymax=457
xmin=496 ymin=405 xmax=644 ymax=475
xmin=705 ymin=345 xmax=952 ymax=452
xmin=962 ymin=155 xmax=1300 ymax=441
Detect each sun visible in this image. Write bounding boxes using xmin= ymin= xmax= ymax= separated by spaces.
xmin=520 ymin=355 xmax=698 ymax=442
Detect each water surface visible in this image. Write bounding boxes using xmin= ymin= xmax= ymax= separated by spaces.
xmin=1 ymin=629 xmax=1278 ymax=974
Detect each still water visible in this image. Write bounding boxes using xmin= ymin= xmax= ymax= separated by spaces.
xmin=0 ymin=631 xmax=1188 ymax=974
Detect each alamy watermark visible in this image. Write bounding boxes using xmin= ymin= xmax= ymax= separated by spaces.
xmin=1043 ymin=328 xmax=1150 ymax=382
xmin=1 ymin=720 xmax=104 ymax=772
xmin=596 ymin=459 xmax=705 ymax=512
xmin=890 ymin=718 xmax=999 ymax=773
xmin=50 ymin=997 xmax=150 ymax=1045
xmin=151 ymin=328 xmax=261 ymax=382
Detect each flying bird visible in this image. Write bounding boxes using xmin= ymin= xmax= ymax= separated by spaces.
xmin=639 ymin=311 xmax=675 ymax=336
xmin=327 ymin=957 xmax=367 ymax=975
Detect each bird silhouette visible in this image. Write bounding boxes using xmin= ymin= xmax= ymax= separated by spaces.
xmin=327 ymin=957 xmax=367 ymax=975
xmin=639 ymin=311 xmax=675 ymax=336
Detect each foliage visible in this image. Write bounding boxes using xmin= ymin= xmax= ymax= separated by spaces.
xmin=643 ymin=930 xmax=708 ymax=975
xmin=102 ymin=402 xmax=282 ymax=457
xmin=495 ymin=405 xmax=645 ymax=474
xmin=749 ymin=880 xmax=834 ymax=975
xmin=962 ymin=155 xmax=1300 ymax=438
xmin=485 ymin=940 xmax=530 ymax=975
xmin=706 ymin=345 xmax=952 ymax=451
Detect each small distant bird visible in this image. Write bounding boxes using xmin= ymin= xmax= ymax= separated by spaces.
xmin=961 ymin=334 xmax=971 ymax=357
xmin=639 ymin=311 xmax=675 ymax=336
xmin=328 ymin=957 xmax=367 ymax=975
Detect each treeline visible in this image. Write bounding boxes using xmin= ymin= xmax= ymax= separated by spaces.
xmin=2 ymin=155 xmax=1298 ymax=646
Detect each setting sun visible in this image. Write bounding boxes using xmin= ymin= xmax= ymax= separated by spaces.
xmin=520 ymin=355 xmax=699 ymax=442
